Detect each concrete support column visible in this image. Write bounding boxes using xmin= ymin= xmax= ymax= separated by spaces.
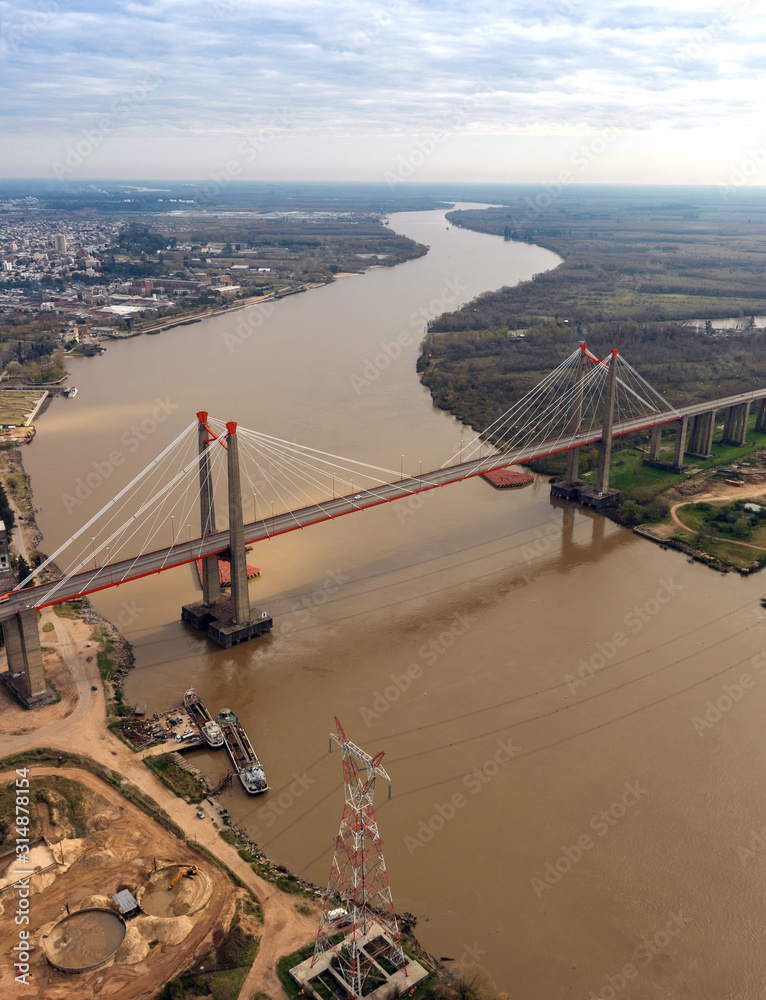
xmin=704 ymin=410 xmax=716 ymax=456
xmin=565 ymin=344 xmax=586 ymax=486
xmin=2 ymin=608 xmax=46 ymax=702
xmin=673 ymin=415 xmax=689 ymax=467
xmin=723 ymin=406 xmax=735 ymax=442
xmin=597 ymin=349 xmax=618 ymax=494
xmin=226 ymin=422 xmax=251 ymax=625
xmin=197 ymin=411 xmax=221 ymax=607
xmin=687 ymin=414 xmax=705 ymax=455
xmin=649 ymin=425 xmax=663 ymax=461
xmin=755 ymin=398 xmax=766 ymax=433
xmin=738 ymin=401 xmax=751 ymax=445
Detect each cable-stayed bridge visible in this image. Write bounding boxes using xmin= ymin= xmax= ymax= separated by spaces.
xmin=5 ymin=343 xmax=766 ymax=705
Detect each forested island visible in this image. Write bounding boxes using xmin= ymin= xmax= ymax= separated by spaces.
xmin=418 ymin=188 xmax=766 ymax=546
xmin=420 ymin=188 xmax=766 ymax=427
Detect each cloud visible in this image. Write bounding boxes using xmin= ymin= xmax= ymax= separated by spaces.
xmin=0 ymin=0 xmax=764 ymax=179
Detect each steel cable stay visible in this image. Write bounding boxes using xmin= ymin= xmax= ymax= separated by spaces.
xmin=35 ymin=425 xmax=227 ymax=606
xmin=441 ymin=348 xmax=583 ymax=465
xmin=15 ymin=420 xmax=199 ymax=593
xmin=236 ymin=430 xmax=413 ymax=513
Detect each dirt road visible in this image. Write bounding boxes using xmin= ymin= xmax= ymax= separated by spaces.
xmin=0 ymin=612 xmax=318 ymax=1000
xmin=669 ymin=481 xmax=766 ymax=553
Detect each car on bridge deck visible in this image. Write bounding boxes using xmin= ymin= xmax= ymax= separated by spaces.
xmin=353 ymin=494 xmax=363 ymax=500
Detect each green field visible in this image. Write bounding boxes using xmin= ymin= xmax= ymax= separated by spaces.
xmin=0 ymin=389 xmax=45 ymax=425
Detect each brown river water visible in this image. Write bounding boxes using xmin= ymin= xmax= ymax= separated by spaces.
xmin=23 ymin=206 xmax=766 ymax=998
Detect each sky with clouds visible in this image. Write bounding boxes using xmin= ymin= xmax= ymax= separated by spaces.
xmin=1 ymin=0 xmax=765 ymax=185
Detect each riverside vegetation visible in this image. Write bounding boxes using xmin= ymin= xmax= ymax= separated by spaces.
xmin=419 ymin=188 xmax=766 ymax=532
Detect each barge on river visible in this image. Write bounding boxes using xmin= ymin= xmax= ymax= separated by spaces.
xmin=217 ymin=707 xmax=268 ymax=795
xmin=183 ymin=688 xmax=224 ymax=748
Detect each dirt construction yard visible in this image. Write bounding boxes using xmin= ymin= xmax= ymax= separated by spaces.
xmin=0 ymin=766 xmax=243 ymax=1000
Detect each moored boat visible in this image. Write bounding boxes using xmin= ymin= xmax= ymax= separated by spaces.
xmin=184 ymin=688 xmax=201 ymax=709
xmin=217 ymin=707 xmax=238 ymax=725
xmin=202 ymin=719 xmax=224 ymax=748
xmin=239 ymin=761 xmax=268 ymax=794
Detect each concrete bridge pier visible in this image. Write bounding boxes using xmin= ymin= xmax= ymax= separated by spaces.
xmin=720 ymin=402 xmax=749 ymax=447
xmin=673 ymin=415 xmax=689 ymax=469
xmin=181 ymin=416 xmax=273 ymax=647
xmin=686 ymin=410 xmax=715 ymax=459
xmin=643 ymin=419 xmax=689 ymax=473
xmin=755 ymin=399 xmax=766 ymax=433
xmin=1 ymin=607 xmax=51 ymax=707
xmin=648 ymin=425 xmax=663 ymax=462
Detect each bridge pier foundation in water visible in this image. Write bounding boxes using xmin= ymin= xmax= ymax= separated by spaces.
xmin=181 ymin=414 xmax=273 ymax=648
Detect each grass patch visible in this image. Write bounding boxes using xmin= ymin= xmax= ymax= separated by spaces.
xmin=144 ymin=754 xmax=206 ymax=804
xmin=42 ymin=621 xmax=55 ymax=633
xmin=53 ymin=601 xmax=83 ymax=619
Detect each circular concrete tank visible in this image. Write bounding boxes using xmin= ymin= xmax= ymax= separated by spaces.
xmin=43 ymin=908 xmax=126 ymax=973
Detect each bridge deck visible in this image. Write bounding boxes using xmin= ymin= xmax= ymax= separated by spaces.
xmin=3 ymin=386 xmax=766 ymax=620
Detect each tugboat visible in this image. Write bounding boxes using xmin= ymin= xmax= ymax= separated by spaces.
xmin=63 ymin=386 xmax=78 ymax=398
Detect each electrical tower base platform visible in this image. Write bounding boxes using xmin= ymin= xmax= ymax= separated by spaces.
xmin=291 ymin=922 xmax=429 ymax=1000
xmin=181 ymin=599 xmax=273 ymax=648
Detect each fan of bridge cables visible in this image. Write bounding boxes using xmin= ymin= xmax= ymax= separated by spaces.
xmin=16 ymin=417 xmax=417 ymax=599
xmin=442 ymin=345 xmax=679 ymax=469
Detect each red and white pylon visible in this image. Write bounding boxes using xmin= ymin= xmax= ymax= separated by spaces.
xmin=311 ymin=717 xmax=406 ymax=999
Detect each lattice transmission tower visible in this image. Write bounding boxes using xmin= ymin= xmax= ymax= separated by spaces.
xmin=312 ymin=717 xmax=406 ymax=999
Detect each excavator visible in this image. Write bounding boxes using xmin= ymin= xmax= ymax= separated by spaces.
xmin=168 ymin=866 xmax=199 ymax=890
